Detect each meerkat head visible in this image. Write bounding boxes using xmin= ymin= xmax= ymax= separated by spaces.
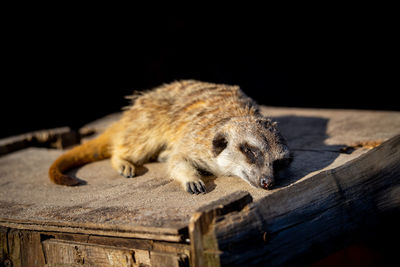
xmin=212 ymin=117 xmax=291 ymax=190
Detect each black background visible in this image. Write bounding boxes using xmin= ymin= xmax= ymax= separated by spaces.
xmin=2 ymin=13 xmax=398 ymax=139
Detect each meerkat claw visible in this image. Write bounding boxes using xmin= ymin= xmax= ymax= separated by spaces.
xmin=197 ymin=180 xmax=207 ymax=193
xmin=186 ymin=181 xmax=206 ymax=194
xmin=187 ymin=182 xmax=196 ymax=194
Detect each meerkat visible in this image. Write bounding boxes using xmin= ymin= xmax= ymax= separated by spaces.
xmin=49 ymin=80 xmax=291 ymax=194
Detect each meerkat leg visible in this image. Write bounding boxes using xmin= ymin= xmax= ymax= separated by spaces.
xmin=168 ymin=156 xmax=206 ymax=194
xmin=111 ymin=154 xmax=136 ymax=178
xmin=157 ymin=148 xmax=172 ymax=162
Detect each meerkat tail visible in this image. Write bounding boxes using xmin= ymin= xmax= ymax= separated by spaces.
xmin=48 ymin=131 xmax=112 ymax=186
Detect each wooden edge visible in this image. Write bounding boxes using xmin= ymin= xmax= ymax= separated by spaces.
xmin=0 ymin=127 xmax=80 ymax=156
xmin=0 ymin=218 xmax=186 ymax=243
xmin=0 ymin=191 xmax=253 ymax=245
xmin=189 ymin=191 xmax=253 ymax=267
xmin=196 ymin=190 xmax=253 ymax=217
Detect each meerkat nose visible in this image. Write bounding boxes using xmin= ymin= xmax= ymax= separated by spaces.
xmin=260 ymin=177 xmax=274 ymax=190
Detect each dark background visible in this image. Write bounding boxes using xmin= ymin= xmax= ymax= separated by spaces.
xmin=2 ymin=14 xmax=397 ymax=139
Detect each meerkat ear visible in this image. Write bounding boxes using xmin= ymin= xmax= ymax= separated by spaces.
xmin=212 ymin=133 xmax=228 ymax=156
xmin=257 ymin=118 xmax=278 ymax=130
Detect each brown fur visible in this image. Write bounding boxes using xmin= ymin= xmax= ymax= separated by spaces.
xmin=49 ymin=80 xmax=290 ymax=193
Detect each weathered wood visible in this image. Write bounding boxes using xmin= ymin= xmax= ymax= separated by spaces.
xmin=150 ymin=251 xmax=189 ymax=267
xmin=0 ymin=227 xmax=191 ymax=267
xmin=0 ymin=127 xmax=79 ymax=156
xmin=2 ymin=230 xmax=47 ymax=267
xmin=7 ymin=229 xmax=21 ymax=267
xmin=0 ymin=218 xmax=185 ymax=242
xmin=189 ymin=191 xmax=252 ymax=267
xmin=42 ymin=237 xmax=190 ymax=267
xmin=19 ymin=231 xmax=46 ymax=267
xmin=42 ymin=239 xmax=136 ymax=267
xmin=214 ymin=135 xmax=400 ymax=266
xmin=87 ymin=234 xmax=191 ymax=265
xmin=87 ymin=235 xmax=153 ymax=251
xmin=40 ymin=231 xmax=154 ymax=251
xmin=189 ymin=212 xmax=219 ymax=267
xmin=0 ymin=227 xmax=9 ymax=265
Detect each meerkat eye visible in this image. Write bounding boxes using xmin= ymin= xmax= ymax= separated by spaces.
xmin=239 ymin=143 xmax=257 ymax=164
xmin=212 ymin=133 xmax=228 ymax=156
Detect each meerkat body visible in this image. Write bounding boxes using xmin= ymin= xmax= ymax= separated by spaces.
xmin=49 ymin=80 xmax=291 ymax=193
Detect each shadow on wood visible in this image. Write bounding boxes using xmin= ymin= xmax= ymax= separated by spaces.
xmin=272 ymin=115 xmax=345 ymax=187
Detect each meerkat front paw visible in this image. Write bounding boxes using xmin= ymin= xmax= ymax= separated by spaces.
xmin=185 ymin=180 xmax=207 ymax=194
xmin=168 ymin=156 xmax=207 ymax=194
xmin=119 ymin=162 xmax=136 ymax=178
xmin=111 ymin=156 xmax=136 ymax=178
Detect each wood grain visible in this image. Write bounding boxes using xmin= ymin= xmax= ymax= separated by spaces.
xmin=42 ymin=239 xmax=135 ymax=267
xmin=0 ymin=218 xmax=185 ymax=242
xmin=189 ymin=191 xmax=252 ymax=267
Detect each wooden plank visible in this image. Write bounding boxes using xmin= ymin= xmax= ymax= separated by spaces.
xmin=0 ymin=127 xmax=79 ymax=156
xmin=7 ymin=229 xmax=21 ymax=267
xmin=87 ymin=235 xmax=153 ymax=251
xmin=189 ymin=191 xmax=252 ymax=267
xmin=1 ymin=229 xmax=47 ymax=267
xmin=150 ymin=251 xmax=188 ymax=267
xmin=19 ymin=231 xmax=46 ymax=267
xmin=42 ymin=239 xmax=136 ymax=267
xmin=134 ymin=249 xmax=151 ymax=266
xmin=42 ymin=238 xmax=189 ymax=267
xmin=0 ymin=227 xmax=191 ymax=266
xmin=52 ymin=232 xmax=90 ymax=243
xmin=0 ymin=228 xmax=192 ymax=267
xmin=0 ymin=227 xmax=9 ymax=265
xmin=214 ymin=135 xmax=400 ymax=266
xmin=42 ymin=231 xmax=156 ymax=253
xmin=152 ymin=241 xmax=190 ymax=256
xmin=0 ymin=218 xmax=185 ymax=242
xmin=46 ymin=231 xmax=154 ymax=265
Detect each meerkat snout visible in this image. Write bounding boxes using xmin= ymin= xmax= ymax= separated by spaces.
xmin=260 ymin=176 xmax=274 ymax=189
